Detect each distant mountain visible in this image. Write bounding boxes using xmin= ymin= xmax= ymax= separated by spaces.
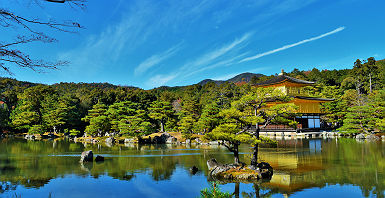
xmin=226 ymin=72 xmax=264 ymax=83
xmin=197 ymin=72 xmax=264 ymax=86
xmin=197 ymin=79 xmax=225 ymax=86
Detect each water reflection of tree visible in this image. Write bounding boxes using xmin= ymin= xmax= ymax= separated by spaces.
xmin=1 ymin=138 xmax=383 ymax=197
xmin=0 ymin=181 xmax=17 ymax=193
xmin=319 ymin=138 xmax=385 ymax=198
xmin=241 ymin=183 xmax=280 ymax=198
xmin=259 ymin=138 xmax=384 ymax=197
xmin=0 ymin=139 xmax=235 ymax=190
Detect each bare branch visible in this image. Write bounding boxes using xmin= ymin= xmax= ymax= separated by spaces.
xmin=0 ymin=47 xmax=67 ymax=75
xmin=0 ymin=1 xmax=85 ymax=74
xmin=44 ymin=0 xmax=87 ymax=10
xmin=0 ymin=35 xmax=55 ymax=48
xmin=0 ymin=9 xmax=83 ymax=35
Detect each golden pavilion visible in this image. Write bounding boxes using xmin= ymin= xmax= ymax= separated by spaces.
xmin=255 ymin=70 xmax=333 ymax=132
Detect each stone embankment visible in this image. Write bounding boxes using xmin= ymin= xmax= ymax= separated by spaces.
xmin=259 ymin=131 xmax=385 ymax=140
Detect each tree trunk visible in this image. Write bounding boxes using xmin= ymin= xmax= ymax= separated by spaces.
xmin=234 ymin=183 xmax=240 ymax=198
xmin=369 ymin=73 xmax=372 ymax=94
xmin=356 ymin=81 xmax=361 ymax=95
xmin=160 ymin=120 xmax=164 ymax=132
xmin=253 ymin=183 xmax=260 ymax=198
xmin=234 ymin=143 xmax=240 ymax=164
xmin=250 ymin=124 xmax=260 ymax=169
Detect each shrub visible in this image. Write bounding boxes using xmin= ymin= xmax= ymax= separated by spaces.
xmin=199 ymin=183 xmax=233 ymax=198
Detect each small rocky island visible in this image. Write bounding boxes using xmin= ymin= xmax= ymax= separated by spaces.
xmin=207 ymin=159 xmax=273 ymax=182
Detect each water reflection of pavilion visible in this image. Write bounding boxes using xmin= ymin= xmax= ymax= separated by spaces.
xmin=258 ymin=139 xmax=325 ymax=194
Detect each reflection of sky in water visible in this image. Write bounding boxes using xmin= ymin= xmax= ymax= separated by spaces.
xmin=46 ymin=153 xmax=202 ymax=157
xmin=1 ymin=168 xmax=374 ymax=198
xmin=1 ymin=138 xmax=384 ymax=197
xmin=2 ymin=169 xmax=209 ymax=198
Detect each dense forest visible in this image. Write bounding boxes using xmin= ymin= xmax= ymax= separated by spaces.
xmin=1 ymin=57 xmax=385 ymax=138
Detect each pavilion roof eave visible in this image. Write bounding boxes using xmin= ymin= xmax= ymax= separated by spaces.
xmin=255 ymin=75 xmax=315 ymax=86
xmin=293 ymin=96 xmax=334 ymax=102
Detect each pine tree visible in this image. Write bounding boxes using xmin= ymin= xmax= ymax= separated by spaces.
xmin=118 ymin=110 xmax=154 ymax=137
xmin=106 ymin=101 xmax=137 ymax=133
xmin=206 ymin=87 xmax=296 ymax=166
xmin=85 ymin=115 xmax=111 ymax=137
xmin=339 ymin=105 xmax=378 ymax=133
xmin=82 ymin=101 xmax=109 ymax=136
xmin=196 ymin=102 xmax=221 ymax=133
xmin=148 ymin=101 xmax=174 ymax=132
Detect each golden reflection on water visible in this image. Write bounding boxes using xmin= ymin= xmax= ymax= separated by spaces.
xmin=254 ymin=138 xmax=385 ymax=196
xmin=0 ymin=138 xmax=384 ymax=197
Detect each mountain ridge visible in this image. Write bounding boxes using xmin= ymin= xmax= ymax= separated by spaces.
xmin=197 ymin=72 xmax=264 ymax=86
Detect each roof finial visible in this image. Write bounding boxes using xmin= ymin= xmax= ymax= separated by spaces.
xmin=279 ymin=69 xmax=284 ymax=76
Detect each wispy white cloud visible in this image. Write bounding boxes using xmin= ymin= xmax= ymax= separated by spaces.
xmin=212 ymin=72 xmax=241 ymax=81
xmin=134 ymin=44 xmax=182 ymax=76
xmin=373 ymin=53 xmax=381 ymax=58
xmin=240 ymin=27 xmax=345 ymax=63
xmin=187 ymin=52 xmax=249 ymax=77
xmin=59 ymin=0 xmax=216 ymax=81
xmin=145 ymin=33 xmax=251 ymax=87
xmin=181 ymin=32 xmax=252 ymax=72
xmin=148 ymin=74 xmax=177 ymax=87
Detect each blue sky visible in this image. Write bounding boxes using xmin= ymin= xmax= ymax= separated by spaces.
xmin=1 ymin=0 xmax=385 ymax=89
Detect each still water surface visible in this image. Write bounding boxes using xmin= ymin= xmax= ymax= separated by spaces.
xmin=0 ymin=138 xmax=384 ymax=198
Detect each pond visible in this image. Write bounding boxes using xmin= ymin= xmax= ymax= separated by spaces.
xmin=0 ymin=138 xmax=384 ymax=198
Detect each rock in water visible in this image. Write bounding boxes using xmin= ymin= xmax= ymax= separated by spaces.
xmin=255 ymin=162 xmax=274 ymax=179
xmin=124 ymin=138 xmax=135 ymax=143
xmin=105 ymin=137 xmax=115 ymax=144
xmin=166 ymin=137 xmax=177 ymax=144
xmin=366 ymin=134 xmax=380 ymax=141
xmin=207 ymin=159 xmax=233 ymax=175
xmin=152 ymin=133 xmax=171 ymax=144
xmin=95 ymin=155 xmax=104 ymax=162
xmin=80 ymin=150 xmax=93 ymax=162
xmin=356 ymin=133 xmax=365 ymax=139
xmin=185 ymin=139 xmax=191 ymax=145
xmin=189 ymin=166 xmax=199 ymax=175
xmin=138 ymin=137 xmax=152 ymax=144
xmin=25 ymin=134 xmax=35 ymax=140
xmin=207 ymin=158 xmax=219 ymax=170
xmin=152 ymin=135 xmax=163 ymax=144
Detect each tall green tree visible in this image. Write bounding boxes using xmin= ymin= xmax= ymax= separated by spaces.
xmin=205 ymin=107 xmax=255 ymax=164
xmin=196 ymin=102 xmax=221 ymax=133
xmin=85 ymin=115 xmax=111 ymax=137
xmin=178 ymin=115 xmax=196 ymax=139
xmin=106 ymin=101 xmax=138 ymax=133
xmin=118 ymin=110 xmax=155 ymax=137
xmin=230 ymin=87 xmax=297 ymax=168
xmin=339 ymin=90 xmax=385 ymax=133
xmin=82 ymin=101 xmax=109 ymax=136
xmin=206 ymin=87 xmax=297 ymax=167
xmin=148 ymin=101 xmax=174 ymax=132
xmin=41 ymin=95 xmax=78 ymax=133
xmin=338 ymin=105 xmax=377 ymax=133
xmin=10 ymin=85 xmax=55 ymax=131
xmin=82 ymin=101 xmax=108 ymax=123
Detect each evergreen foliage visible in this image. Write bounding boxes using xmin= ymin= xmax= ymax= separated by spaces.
xmin=199 ymin=183 xmax=233 ymax=198
xmin=0 ymin=57 xmax=385 ymax=137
